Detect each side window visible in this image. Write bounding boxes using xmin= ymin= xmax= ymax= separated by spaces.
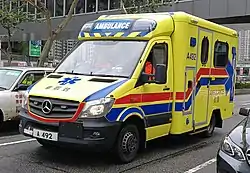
xmin=201 ymin=37 xmax=209 ymax=64
xmin=20 ymin=72 xmax=45 ymax=86
xmin=214 ymin=41 xmax=229 ymax=67
xmin=144 ymin=43 xmax=168 ymax=79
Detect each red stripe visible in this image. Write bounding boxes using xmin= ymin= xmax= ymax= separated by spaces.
xmin=174 ymin=68 xmax=227 ymax=100
xmin=28 ymin=102 xmax=85 ymax=123
xmin=176 ymin=88 xmax=192 ymax=100
xmin=196 ymin=68 xmax=227 ymax=81
xmin=115 ymin=92 xmax=173 ymax=104
xmin=210 ymin=68 xmax=228 ymax=76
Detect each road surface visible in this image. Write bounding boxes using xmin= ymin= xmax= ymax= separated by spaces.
xmin=0 ymin=95 xmax=248 ymax=173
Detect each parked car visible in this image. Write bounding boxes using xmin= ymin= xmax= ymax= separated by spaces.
xmin=0 ymin=67 xmax=53 ymax=127
xmin=216 ymin=107 xmax=250 ymax=173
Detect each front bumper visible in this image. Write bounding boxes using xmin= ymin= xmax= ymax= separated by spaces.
xmin=19 ymin=108 xmax=122 ymax=151
xmin=217 ymin=150 xmax=250 ymax=173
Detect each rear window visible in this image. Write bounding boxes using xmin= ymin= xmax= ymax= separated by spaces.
xmin=214 ymin=41 xmax=229 ymax=68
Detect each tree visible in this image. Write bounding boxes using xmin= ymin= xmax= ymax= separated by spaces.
xmin=121 ymin=0 xmax=174 ymax=14
xmin=23 ymin=0 xmax=79 ymax=67
xmin=0 ymin=0 xmax=35 ymax=66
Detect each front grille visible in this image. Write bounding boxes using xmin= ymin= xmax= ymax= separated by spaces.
xmin=29 ymin=96 xmax=80 ymax=119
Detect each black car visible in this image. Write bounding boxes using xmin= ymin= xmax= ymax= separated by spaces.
xmin=217 ymin=107 xmax=250 ymax=173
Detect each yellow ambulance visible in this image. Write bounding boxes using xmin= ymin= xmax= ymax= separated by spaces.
xmin=19 ymin=11 xmax=238 ymax=163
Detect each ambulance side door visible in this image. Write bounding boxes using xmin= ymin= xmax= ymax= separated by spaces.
xmin=138 ymin=39 xmax=173 ymax=141
xmin=194 ymin=29 xmax=213 ymax=127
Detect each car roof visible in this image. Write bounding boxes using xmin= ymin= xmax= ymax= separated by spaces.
xmin=0 ymin=66 xmax=54 ymax=72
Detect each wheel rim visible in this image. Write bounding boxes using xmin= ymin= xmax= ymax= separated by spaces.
xmin=121 ymin=131 xmax=138 ymax=155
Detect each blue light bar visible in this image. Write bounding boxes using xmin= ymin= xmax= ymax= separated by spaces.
xmin=79 ymin=18 xmax=157 ymax=36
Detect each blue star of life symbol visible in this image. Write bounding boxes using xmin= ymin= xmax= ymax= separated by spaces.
xmin=58 ymin=77 xmax=81 ymax=85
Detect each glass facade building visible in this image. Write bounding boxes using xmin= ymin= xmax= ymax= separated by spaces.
xmin=1 ymin=0 xmax=174 ymax=19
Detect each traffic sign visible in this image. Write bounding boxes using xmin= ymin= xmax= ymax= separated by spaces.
xmin=29 ymin=40 xmax=41 ymax=57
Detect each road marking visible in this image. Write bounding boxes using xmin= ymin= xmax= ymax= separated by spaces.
xmin=242 ymin=103 xmax=250 ymax=106
xmin=0 ymin=138 xmax=36 ymax=147
xmin=183 ymin=158 xmax=216 ymax=173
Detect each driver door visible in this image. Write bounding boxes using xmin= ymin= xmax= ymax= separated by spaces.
xmin=140 ymin=40 xmax=173 ymax=141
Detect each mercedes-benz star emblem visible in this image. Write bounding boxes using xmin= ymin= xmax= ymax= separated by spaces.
xmin=41 ymin=100 xmax=53 ymax=114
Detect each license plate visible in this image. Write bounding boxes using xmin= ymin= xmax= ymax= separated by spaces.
xmin=33 ymin=128 xmax=58 ymax=141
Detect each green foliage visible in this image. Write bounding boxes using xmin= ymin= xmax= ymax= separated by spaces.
xmin=121 ymin=0 xmax=173 ymax=14
xmin=235 ymin=82 xmax=250 ymax=89
xmin=0 ymin=0 xmax=34 ymax=34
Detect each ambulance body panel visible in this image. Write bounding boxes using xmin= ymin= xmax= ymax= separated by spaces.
xmin=18 ymin=12 xmax=238 ymax=163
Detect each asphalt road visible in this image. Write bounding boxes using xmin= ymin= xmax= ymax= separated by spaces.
xmin=0 ymin=95 xmax=248 ymax=173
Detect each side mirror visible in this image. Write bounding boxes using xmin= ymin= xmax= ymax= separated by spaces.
xmin=14 ymin=84 xmax=29 ymax=91
xmin=155 ymin=64 xmax=166 ymax=84
xmin=239 ymin=107 xmax=250 ymax=116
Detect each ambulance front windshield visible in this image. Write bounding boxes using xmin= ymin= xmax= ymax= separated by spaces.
xmin=55 ymin=40 xmax=147 ymax=78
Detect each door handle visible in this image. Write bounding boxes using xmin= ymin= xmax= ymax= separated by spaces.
xmin=163 ymin=87 xmax=170 ymax=91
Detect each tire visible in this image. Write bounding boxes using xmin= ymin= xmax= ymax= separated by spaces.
xmin=202 ymin=114 xmax=216 ymax=138
xmin=114 ymin=124 xmax=140 ymax=164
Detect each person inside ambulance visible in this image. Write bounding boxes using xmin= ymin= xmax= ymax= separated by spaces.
xmin=144 ymin=51 xmax=156 ymax=80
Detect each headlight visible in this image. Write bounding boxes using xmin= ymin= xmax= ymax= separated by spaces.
xmin=221 ymin=137 xmax=246 ymax=161
xmin=21 ymin=90 xmax=29 ymax=109
xmin=80 ymin=97 xmax=115 ymax=118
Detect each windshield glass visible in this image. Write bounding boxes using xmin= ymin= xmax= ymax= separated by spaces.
xmin=0 ymin=69 xmax=22 ymax=90
xmin=55 ymin=40 xmax=147 ymax=77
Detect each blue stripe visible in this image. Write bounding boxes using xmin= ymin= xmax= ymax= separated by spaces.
xmin=99 ymin=32 xmax=106 ymax=37
xmin=119 ymin=108 xmax=144 ymax=121
xmin=175 ymin=77 xmax=228 ymax=112
xmin=106 ymin=108 xmax=125 ymax=122
xmin=108 ymin=32 xmax=118 ymax=37
xmin=137 ymin=31 xmax=150 ymax=37
xmin=225 ymin=61 xmax=234 ymax=101
xmin=83 ymin=79 xmax=128 ymax=102
xmin=141 ymin=103 xmax=172 ymax=115
xmin=106 ymin=103 xmax=173 ymax=122
xmin=80 ymin=32 xmax=85 ymax=37
xmin=121 ymin=32 xmax=130 ymax=37
xmin=89 ymin=32 xmax=95 ymax=37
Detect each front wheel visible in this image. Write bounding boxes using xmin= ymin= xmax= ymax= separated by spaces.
xmin=114 ymin=124 xmax=140 ymax=164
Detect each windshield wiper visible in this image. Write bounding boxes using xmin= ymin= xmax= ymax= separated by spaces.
xmin=57 ymin=71 xmax=96 ymax=77
xmin=57 ymin=71 xmax=84 ymax=75
xmin=92 ymin=74 xmax=128 ymax=78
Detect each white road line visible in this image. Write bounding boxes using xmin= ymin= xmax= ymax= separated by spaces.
xmin=183 ymin=158 xmax=216 ymax=173
xmin=0 ymin=138 xmax=36 ymax=147
xmin=241 ymin=103 xmax=250 ymax=106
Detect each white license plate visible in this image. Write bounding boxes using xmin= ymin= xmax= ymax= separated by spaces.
xmin=33 ymin=128 xmax=58 ymax=141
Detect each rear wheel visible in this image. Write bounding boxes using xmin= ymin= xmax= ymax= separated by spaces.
xmin=114 ymin=124 xmax=140 ymax=163
xmin=202 ymin=114 xmax=216 ymax=137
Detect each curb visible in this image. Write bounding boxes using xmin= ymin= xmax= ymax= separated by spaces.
xmin=235 ymin=89 xmax=250 ymax=95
